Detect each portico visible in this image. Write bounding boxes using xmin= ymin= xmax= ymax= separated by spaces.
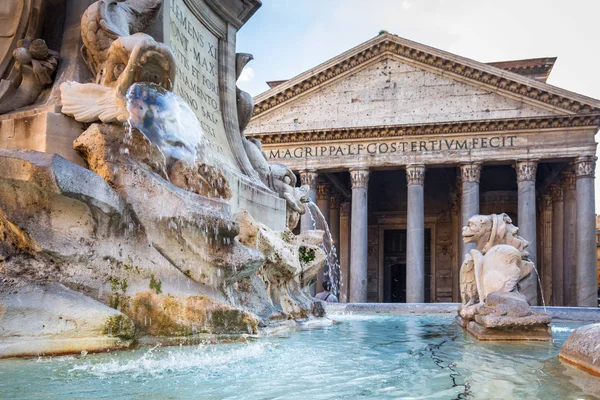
xmin=246 ymin=33 xmax=600 ymax=306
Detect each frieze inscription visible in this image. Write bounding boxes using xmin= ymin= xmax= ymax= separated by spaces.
xmin=267 ymin=135 xmax=517 ymax=159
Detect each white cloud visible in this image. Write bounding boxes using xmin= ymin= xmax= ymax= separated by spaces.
xmin=237 ymin=66 xmax=255 ymax=83
xmin=401 ymin=0 xmax=413 ymax=9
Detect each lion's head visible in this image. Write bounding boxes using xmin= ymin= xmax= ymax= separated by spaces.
xmin=462 ymin=215 xmax=493 ymax=247
xmin=462 ymin=213 xmax=529 ymax=255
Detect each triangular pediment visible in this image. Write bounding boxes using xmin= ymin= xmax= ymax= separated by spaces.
xmin=248 ymin=34 xmax=600 ymax=134
xmin=246 ymin=55 xmax=562 ymax=134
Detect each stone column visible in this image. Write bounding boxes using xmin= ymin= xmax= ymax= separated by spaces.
xmin=562 ymin=171 xmax=577 ymax=306
xmin=460 ymin=162 xmax=481 ymax=258
xmin=299 ymin=169 xmax=318 ymax=232
xmin=406 ymin=164 xmax=426 ymax=303
xmin=316 ymin=182 xmax=331 ymax=289
xmin=514 ymin=159 xmax=538 ymax=305
xmin=550 ymin=184 xmax=564 ymax=306
xmin=349 ymin=167 xmax=369 ymax=303
xmin=451 ymin=191 xmax=461 ymax=303
xmin=540 ymin=194 xmax=553 ymax=305
xmin=339 ymin=202 xmax=351 ymax=303
xmin=575 ymin=156 xmax=597 ymax=307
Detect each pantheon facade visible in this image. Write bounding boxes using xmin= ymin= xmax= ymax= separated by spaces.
xmin=245 ymin=33 xmax=599 ymax=307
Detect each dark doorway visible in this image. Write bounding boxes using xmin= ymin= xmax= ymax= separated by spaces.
xmin=383 ymin=229 xmax=431 ymax=303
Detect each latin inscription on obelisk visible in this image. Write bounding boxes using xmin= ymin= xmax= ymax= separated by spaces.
xmin=165 ymin=0 xmax=238 ymax=168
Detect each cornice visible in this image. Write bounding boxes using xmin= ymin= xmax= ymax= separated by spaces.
xmin=252 ymin=35 xmax=600 ymax=118
xmin=247 ymin=114 xmax=600 ymax=145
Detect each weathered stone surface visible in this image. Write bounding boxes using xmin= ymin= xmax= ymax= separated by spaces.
xmin=466 ymin=320 xmax=552 ymax=341
xmin=0 ymin=278 xmax=134 ymax=357
xmin=117 ymin=291 xmax=259 ymax=336
xmin=236 ymin=210 xmax=326 ymax=319
xmin=0 ymin=147 xmax=124 ymax=215
xmin=560 ymin=323 xmax=600 ymax=376
xmin=74 ymin=123 xmax=263 ymax=289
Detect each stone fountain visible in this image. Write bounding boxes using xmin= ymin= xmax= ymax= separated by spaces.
xmin=0 ymin=0 xmax=325 ymax=357
xmin=456 ymin=213 xmax=552 ymax=341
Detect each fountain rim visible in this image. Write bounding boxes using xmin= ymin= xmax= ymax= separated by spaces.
xmin=325 ymin=302 xmax=600 ymax=322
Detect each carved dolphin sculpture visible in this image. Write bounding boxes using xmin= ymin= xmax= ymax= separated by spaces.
xmin=81 ymin=0 xmax=164 ymax=78
xmin=235 ymin=53 xmax=254 ymax=133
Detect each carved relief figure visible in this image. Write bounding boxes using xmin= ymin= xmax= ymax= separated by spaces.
xmin=61 ymin=11 xmax=175 ymax=124
xmin=0 ymin=0 xmax=58 ymax=114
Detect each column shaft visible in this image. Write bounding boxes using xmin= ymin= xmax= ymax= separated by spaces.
xmin=406 ymin=164 xmax=426 ymax=303
xmin=575 ymin=156 xmax=597 ymax=307
xmin=339 ymin=202 xmax=351 ymax=303
xmin=299 ymin=170 xmax=318 ymax=232
xmin=540 ymin=195 xmax=553 ymax=305
xmin=515 ymin=159 xmax=538 ymax=305
xmin=349 ymin=168 xmax=369 ymax=303
xmin=460 ymin=163 xmax=481 ymax=258
xmin=316 ymin=183 xmax=331 ymax=289
xmin=563 ymin=171 xmax=577 ymax=306
xmin=550 ymin=185 xmax=564 ymax=306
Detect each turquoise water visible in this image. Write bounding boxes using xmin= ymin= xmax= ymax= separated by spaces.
xmin=0 ymin=314 xmax=598 ymax=399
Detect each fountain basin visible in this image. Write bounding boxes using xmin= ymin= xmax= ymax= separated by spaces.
xmin=1 ymin=309 xmax=599 ymax=399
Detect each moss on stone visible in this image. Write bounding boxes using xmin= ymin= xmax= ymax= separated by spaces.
xmin=103 ymin=314 xmax=136 ymax=340
xmin=149 ymin=274 xmax=162 ymax=294
xmin=211 ymin=309 xmax=258 ymax=334
xmin=299 ymin=246 xmax=315 ymax=265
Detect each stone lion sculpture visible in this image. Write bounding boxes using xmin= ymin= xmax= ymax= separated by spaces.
xmin=457 ymin=214 xmax=550 ymax=340
xmin=459 ymin=213 xmax=533 ymax=308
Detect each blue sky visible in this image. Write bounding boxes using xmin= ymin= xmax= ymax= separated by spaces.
xmin=235 ymin=0 xmax=600 ymax=209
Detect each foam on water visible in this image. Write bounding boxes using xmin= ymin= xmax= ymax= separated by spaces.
xmin=69 ymin=341 xmax=267 ymax=378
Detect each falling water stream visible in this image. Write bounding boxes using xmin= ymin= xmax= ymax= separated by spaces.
xmin=305 ymin=201 xmax=341 ymax=297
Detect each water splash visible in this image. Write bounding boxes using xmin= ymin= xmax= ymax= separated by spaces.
xmin=69 ymin=341 xmax=266 ymax=378
xmin=126 ymin=82 xmax=213 ymax=166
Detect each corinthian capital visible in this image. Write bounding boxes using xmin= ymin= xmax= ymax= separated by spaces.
xmin=299 ymin=169 xmax=318 ymax=189
xmin=460 ymin=162 xmax=482 ymax=183
xmin=562 ymin=171 xmax=576 ymax=190
xmin=549 ymin=184 xmax=563 ymax=202
xmin=317 ymin=183 xmax=331 ymax=200
xmin=574 ymin=156 xmax=596 ymax=178
xmin=542 ymin=194 xmax=552 ymax=208
xmin=329 ymin=193 xmax=341 ymax=209
xmin=514 ymin=159 xmax=538 ymax=182
xmin=350 ymin=167 xmax=369 ymax=189
xmin=406 ymin=164 xmax=426 ymax=185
